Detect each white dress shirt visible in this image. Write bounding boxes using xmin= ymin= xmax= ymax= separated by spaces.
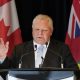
xmin=33 ymin=41 xmax=49 ymax=68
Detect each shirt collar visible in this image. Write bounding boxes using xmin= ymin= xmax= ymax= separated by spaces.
xmin=33 ymin=40 xmax=50 ymax=49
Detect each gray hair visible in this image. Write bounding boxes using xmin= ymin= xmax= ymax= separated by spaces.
xmin=32 ymin=14 xmax=53 ymax=32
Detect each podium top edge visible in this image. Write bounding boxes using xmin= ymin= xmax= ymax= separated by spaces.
xmin=0 ymin=68 xmax=79 ymax=72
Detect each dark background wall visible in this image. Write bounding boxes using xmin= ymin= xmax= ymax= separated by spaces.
xmin=15 ymin=0 xmax=73 ymax=42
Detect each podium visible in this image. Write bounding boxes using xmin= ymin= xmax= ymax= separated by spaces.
xmin=7 ymin=68 xmax=76 ymax=80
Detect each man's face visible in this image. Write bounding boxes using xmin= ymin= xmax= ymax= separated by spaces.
xmin=32 ymin=20 xmax=53 ymax=44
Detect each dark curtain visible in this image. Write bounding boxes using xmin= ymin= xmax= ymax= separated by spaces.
xmin=15 ymin=0 xmax=73 ymax=42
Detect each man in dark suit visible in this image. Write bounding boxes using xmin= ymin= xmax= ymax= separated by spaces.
xmin=0 ymin=14 xmax=78 ymax=69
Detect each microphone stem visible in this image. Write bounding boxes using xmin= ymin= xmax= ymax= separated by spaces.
xmin=61 ymin=57 xmax=64 ymax=69
xmin=19 ymin=63 xmax=21 ymax=68
xmin=19 ymin=60 xmax=22 ymax=68
xmin=39 ymin=57 xmax=44 ymax=68
xmin=61 ymin=63 xmax=64 ymax=69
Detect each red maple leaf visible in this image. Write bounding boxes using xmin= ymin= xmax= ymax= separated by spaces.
xmin=0 ymin=0 xmax=11 ymax=6
xmin=0 ymin=19 xmax=10 ymax=42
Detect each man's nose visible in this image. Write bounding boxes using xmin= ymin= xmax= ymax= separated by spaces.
xmin=38 ymin=30 xmax=43 ymax=35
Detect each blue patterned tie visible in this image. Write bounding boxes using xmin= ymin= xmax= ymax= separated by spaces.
xmin=36 ymin=45 xmax=44 ymax=67
xmin=37 ymin=45 xmax=44 ymax=54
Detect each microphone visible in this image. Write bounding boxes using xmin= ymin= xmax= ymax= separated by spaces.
xmin=60 ymin=56 xmax=64 ymax=69
xmin=19 ymin=45 xmax=37 ymax=68
xmin=39 ymin=56 xmax=44 ymax=68
xmin=34 ymin=45 xmax=37 ymax=51
xmin=45 ymin=42 xmax=64 ymax=68
xmin=49 ymin=49 xmax=64 ymax=69
xmin=19 ymin=53 xmax=30 ymax=68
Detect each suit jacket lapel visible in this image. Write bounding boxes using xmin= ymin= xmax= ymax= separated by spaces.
xmin=21 ymin=41 xmax=35 ymax=68
xmin=42 ymin=40 xmax=61 ymax=68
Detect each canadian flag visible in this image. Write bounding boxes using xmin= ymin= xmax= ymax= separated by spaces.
xmin=65 ymin=0 xmax=80 ymax=67
xmin=0 ymin=0 xmax=22 ymax=57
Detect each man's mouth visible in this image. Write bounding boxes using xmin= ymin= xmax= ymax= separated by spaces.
xmin=37 ymin=37 xmax=43 ymax=39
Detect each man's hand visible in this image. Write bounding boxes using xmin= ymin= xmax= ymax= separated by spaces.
xmin=0 ymin=38 xmax=9 ymax=59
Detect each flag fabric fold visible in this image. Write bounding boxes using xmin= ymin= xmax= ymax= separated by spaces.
xmin=0 ymin=0 xmax=22 ymax=57
xmin=65 ymin=0 xmax=80 ymax=68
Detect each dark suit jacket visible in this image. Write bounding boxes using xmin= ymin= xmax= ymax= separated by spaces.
xmin=0 ymin=39 xmax=78 ymax=69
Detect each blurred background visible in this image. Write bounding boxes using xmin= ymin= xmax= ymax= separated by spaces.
xmin=15 ymin=0 xmax=73 ymax=42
